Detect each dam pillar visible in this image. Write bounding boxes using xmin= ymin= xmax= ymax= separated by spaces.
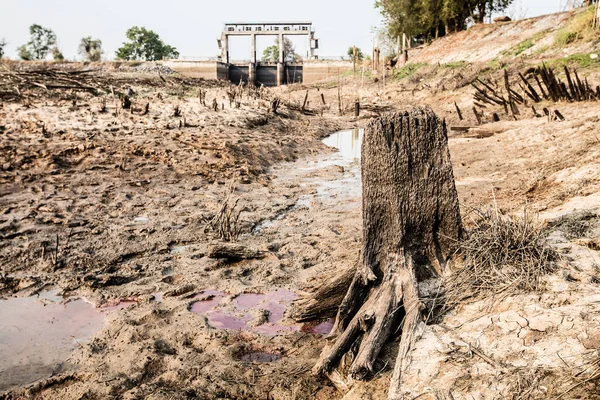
xmin=250 ymin=33 xmax=257 ymax=85
xmin=277 ymin=62 xmax=285 ymax=86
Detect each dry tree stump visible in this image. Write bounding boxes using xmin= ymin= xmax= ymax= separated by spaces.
xmin=311 ymin=108 xmax=462 ymax=398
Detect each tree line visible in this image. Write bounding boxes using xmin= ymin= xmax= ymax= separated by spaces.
xmin=0 ymin=25 xmax=179 ymax=61
xmin=376 ymin=0 xmax=515 ymax=40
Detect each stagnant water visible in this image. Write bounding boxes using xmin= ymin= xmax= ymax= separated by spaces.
xmin=253 ymin=128 xmax=364 ymax=232
xmin=0 ymin=292 xmax=132 ymax=392
xmin=189 ymin=289 xmax=334 ymax=337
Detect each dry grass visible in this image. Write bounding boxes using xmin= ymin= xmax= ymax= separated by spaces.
xmin=444 ymin=208 xmax=559 ymax=309
xmin=205 ymin=181 xmax=243 ymax=242
xmin=548 ymin=210 xmax=597 ymax=239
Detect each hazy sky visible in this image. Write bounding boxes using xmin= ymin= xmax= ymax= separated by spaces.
xmin=1 ymin=0 xmax=570 ymax=61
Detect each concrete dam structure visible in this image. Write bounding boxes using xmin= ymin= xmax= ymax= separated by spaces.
xmin=161 ymin=22 xmax=354 ymax=86
xmin=219 ymin=22 xmax=316 ymax=86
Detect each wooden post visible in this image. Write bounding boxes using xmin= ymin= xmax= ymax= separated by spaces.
xmin=473 ymin=107 xmax=482 ymax=125
xmin=383 ymin=60 xmax=386 ymax=99
xmin=302 ymin=90 xmax=309 ymax=111
xmin=354 ymin=100 xmax=360 ymax=117
xmin=454 ymin=102 xmax=463 ymax=120
xmin=353 ymin=46 xmax=357 ymax=78
xmin=402 ymin=33 xmax=408 ymax=65
xmin=396 ymin=36 xmax=401 ymax=69
xmin=338 ymin=84 xmax=343 ymax=116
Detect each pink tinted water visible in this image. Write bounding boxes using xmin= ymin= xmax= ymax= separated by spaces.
xmin=304 ymin=319 xmax=335 ymax=335
xmin=206 ymin=310 xmax=252 ymax=330
xmin=0 ymin=291 xmax=133 ymax=392
xmin=189 ymin=289 xmax=333 ymax=336
xmin=233 ymin=293 xmax=266 ymax=310
xmin=190 ymin=290 xmax=226 ymax=314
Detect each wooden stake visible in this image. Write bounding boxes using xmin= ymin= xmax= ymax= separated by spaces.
xmin=302 ymin=90 xmax=309 ymax=111
xmin=454 ymin=102 xmax=463 ymax=120
xmin=472 ymin=107 xmax=482 ymax=125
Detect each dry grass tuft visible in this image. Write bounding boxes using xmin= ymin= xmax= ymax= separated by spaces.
xmin=444 ymin=208 xmax=559 ymax=309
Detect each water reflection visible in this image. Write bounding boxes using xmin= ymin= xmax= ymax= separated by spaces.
xmin=322 ymin=128 xmax=364 ymax=161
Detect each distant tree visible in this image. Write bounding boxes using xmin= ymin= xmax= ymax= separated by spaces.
xmin=0 ymin=39 xmax=6 ymax=59
xmin=347 ymin=46 xmax=364 ymax=60
xmin=52 ymin=47 xmax=65 ymax=61
xmin=116 ymin=27 xmax=179 ymax=61
xmin=18 ymin=24 xmax=57 ymax=60
xmin=79 ymin=37 xmax=103 ymax=61
xmin=261 ymin=37 xmax=300 ymax=62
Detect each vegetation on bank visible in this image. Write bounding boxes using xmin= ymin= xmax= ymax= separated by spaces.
xmin=555 ymin=5 xmax=600 ymax=46
xmin=376 ymin=0 xmax=515 ymax=42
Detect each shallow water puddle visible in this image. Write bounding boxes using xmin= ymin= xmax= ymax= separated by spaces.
xmin=0 ymin=291 xmax=133 ymax=391
xmin=190 ymin=289 xmax=333 ymax=336
xmin=300 ymin=128 xmax=364 ymax=206
xmin=254 ymin=129 xmax=364 ymax=232
xmin=322 ymin=128 xmax=363 ymax=162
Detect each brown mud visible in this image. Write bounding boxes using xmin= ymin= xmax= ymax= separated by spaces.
xmin=1 ymin=59 xmax=600 ymax=399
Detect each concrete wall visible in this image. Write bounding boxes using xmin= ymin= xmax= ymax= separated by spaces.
xmin=161 ymin=59 xmax=354 ymax=85
xmin=302 ymin=60 xmax=354 ymax=84
xmin=217 ymin=62 xmax=229 ymax=80
xmin=160 ymin=60 xmax=226 ymax=80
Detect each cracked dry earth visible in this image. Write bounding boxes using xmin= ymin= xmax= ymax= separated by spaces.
xmin=1 ymin=64 xmax=600 ymax=400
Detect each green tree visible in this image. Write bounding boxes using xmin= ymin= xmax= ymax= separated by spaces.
xmin=0 ymin=39 xmax=6 ymax=59
xmin=79 ymin=37 xmax=103 ymax=61
xmin=18 ymin=24 xmax=57 ymax=60
xmin=347 ymin=47 xmax=365 ymax=60
xmin=376 ymin=0 xmax=513 ymax=40
xmin=115 ymin=27 xmax=179 ymax=61
xmin=52 ymin=47 xmax=65 ymax=61
xmin=261 ymin=37 xmax=299 ymax=62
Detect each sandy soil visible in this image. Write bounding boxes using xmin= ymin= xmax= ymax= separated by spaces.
xmin=1 ymin=56 xmax=600 ymax=400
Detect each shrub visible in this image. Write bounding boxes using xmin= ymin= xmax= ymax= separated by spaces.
xmin=444 ymin=208 xmax=559 ymax=309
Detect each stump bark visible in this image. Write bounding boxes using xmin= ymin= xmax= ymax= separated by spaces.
xmin=312 ymin=108 xmax=462 ymax=398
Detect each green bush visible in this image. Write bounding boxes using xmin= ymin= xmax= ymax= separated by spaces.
xmin=394 ymin=63 xmax=427 ymax=80
xmin=554 ymin=6 xmax=599 ymax=47
xmin=555 ymin=30 xmax=578 ymax=46
xmin=513 ymin=39 xmax=535 ymax=56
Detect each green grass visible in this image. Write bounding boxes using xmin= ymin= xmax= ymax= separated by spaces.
xmin=487 ymin=57 xmax=506 ymax=72
xmin=512 ymin=39 xmax=535 ymax=56
xmin=443 ymin=61 xmax=468 ymax=69
xmin=501 ymin=30 xmax=549 ymax=58
xmin=556 ymin=30 xmax=579 ymax=46
xmin=394 ymin=62 xmax=427 ymax=80
xmin=545 ymin=53 xmax=600 ymax=69
xmin=554 ymin=6 xmax=599 ymax=47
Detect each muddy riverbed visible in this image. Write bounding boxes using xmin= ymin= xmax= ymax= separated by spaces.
xmin=2 ymin=62 xmax=600 ymax=399
xmin=0 ymin=118 xmax=365 ymax=397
